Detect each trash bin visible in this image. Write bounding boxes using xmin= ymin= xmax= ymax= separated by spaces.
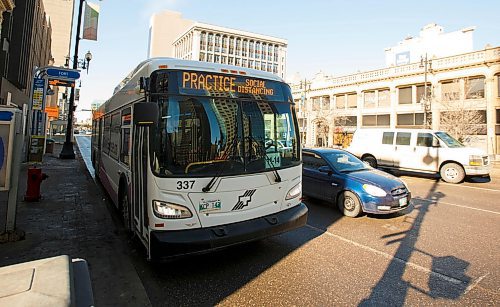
xmin=45 ymin=138 xmax=55 ymax=154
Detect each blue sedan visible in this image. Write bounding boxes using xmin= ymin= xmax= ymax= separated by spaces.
xmin=302 ymin=148 xmax=411 ymax=217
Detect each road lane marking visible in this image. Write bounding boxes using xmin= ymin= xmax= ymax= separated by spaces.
xmin=417 ymin=198 xmax=500 ymax=215
xmin=305 ymin=224 xmax=466 ymax=286
xmin=402 ymin=177 xmax=500 ymax=193
xmin=464 ymin=273 xmax=489 ymax=295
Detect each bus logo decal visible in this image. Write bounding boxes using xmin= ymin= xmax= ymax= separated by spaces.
xmin=232 ymin=190 xmax=256 ymax=211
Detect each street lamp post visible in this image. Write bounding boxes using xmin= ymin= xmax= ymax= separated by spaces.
xmin=420 ymin=54 xmax=432 ymax=129
xmin=60 ymin=0 xmax=86 ymax=159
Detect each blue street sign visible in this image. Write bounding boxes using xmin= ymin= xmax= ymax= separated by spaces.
xmin=46 ymin=68 xmax=80 ymax=80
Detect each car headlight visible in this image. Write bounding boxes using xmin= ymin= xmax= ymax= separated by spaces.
xmin=469 ymin=155 xmax=483 ymax=166
xmin=362 ymin=184 xmax=387 ymax=197
xmin=285 ymin=182 xmax=302 ymax=200
xmin=153 ymin=201 xmax=192 ymax=219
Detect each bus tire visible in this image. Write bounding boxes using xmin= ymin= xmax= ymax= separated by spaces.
xmin=119 ymin=184 xmax=131 ymax=232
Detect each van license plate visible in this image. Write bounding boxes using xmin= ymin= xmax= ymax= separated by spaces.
xmin=399 ymin=198 xmax=407 ymax=207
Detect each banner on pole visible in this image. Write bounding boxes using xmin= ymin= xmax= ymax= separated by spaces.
xmin=83 ymin=2 xmax=99 ymax=41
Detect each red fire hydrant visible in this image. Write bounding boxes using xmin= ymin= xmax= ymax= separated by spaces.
xmin=24 ymin=167 xmax=48 ymax=202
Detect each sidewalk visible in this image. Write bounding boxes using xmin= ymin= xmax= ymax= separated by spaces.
xmin=0 ymin=143 xmax=151 ymax=306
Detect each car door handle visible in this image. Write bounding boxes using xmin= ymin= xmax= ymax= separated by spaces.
xmin=331 ymin=183 xmax=338 ymax=186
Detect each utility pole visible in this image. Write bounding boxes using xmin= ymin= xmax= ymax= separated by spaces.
xmin=300 ymin=78 xmax=309 ymax=147
xmin=420 ymin=54 xmax=432 ymax=129
xmin=60 ymin=0 xmax=85 ymax=159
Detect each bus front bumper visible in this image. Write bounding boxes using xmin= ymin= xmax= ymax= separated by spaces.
xmin=150 ymin=203 xmax=308 ymax=260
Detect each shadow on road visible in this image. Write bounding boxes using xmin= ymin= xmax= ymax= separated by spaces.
xmin=359 ymin=177 xmax=472 ymax=306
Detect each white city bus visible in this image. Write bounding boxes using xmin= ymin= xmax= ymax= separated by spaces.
xmin=91 ymin=58 xmax=307 ymax=260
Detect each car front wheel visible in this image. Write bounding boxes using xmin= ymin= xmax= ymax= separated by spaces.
xmin=338 ymin=191 xmax=362 ymax=218
xmin=440 ymin=162 xmax=465 ymax=183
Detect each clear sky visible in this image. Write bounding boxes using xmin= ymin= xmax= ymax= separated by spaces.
xmin=74 ymin=0 xmax=500 ymax=122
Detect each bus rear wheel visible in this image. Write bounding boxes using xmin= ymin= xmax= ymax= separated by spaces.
xmin=119 ymin=188 xmax=131 ymax=232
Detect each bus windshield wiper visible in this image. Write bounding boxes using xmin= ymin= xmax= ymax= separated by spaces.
xmin=265 ymin=153 xmax=282 ymax=183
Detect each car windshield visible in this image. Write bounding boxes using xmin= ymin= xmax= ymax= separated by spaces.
xmin=323 ymin=151 xmax=369 ymax=173
xmin=435 ymin=132 xmax=464 ymax=148
xmin=150 ymin=95 xmax=300 ymax=177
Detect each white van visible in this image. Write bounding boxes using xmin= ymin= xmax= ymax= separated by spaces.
xmin=347 ymin=128 xmax=491 ymax=183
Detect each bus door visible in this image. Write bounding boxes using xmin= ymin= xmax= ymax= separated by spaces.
xmin=132 ymin=126 xmax=149 ymax=241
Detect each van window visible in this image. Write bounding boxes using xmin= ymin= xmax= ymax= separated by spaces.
xmin=416 ymin=133 xmax=434 ymax=147
xmin=382 ymin=132 xmax=394 ymax=145
xmin=396 ymin=132 xmax=411 ymax=145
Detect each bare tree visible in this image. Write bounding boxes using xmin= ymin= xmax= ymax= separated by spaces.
xmin=438 ymin=78 xmax=486 ymax=142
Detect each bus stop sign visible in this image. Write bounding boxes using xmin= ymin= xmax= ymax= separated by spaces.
xmin=46 ymin=68 xmax=80 ymax=81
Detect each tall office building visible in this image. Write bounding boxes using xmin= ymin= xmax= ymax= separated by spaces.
xmin=148 ymin=10 xmax=288 ymax=79
xmin=42 ymin=0 xmax=74 ymax=119
xmin=43 ymin=0 xmax=74 ymax=67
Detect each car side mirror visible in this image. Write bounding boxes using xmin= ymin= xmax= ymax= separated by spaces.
xmin=432 ymin=139 xmax=440 ymax=148
xmin=318 ymin=165 xmax=332 ymax=175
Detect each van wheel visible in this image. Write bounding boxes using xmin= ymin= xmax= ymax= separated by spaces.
xmin=338 ymin=191 xmax=362 ymax=218
xmin=440 ymin=162 xmax=465 ymax=183
xmin=362 ymin=156 xmax=377 ymax=168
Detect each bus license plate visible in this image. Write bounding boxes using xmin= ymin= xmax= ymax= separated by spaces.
xmin=199 ymin=199 xmax=221 ymax=213
xmin=399 ymin=197 xmax=407 ymax=207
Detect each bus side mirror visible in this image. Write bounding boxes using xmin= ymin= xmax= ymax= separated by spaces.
xmin=133 ymin=102 xmax=158 ymax=126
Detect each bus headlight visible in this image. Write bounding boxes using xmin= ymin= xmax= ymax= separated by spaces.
xmin=285 ymin=182 xmax=302 ymax=200
xmin=153 ymin=201 xmax=192 ymax=219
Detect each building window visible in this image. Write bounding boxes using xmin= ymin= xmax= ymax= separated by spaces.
xmin=336 ymin=95 xmax=345 ymax=109
xmin=200 ymin=32 xmax=206 ymax=50
xmin=199 ymin=52 xmax=205 ymax=62
xmin=229 ymin=37 xmax=234 ymax=54
xmin=242 ymin=40 xmax=248 ymax=57
xmin=274 ymin=45 xmax=279 ymax=62
xmin=465 ymin=76 xmax=485 ymax=99
xmin=222 ymin=35 xmax=228 ymax=53
xmin=496 ymin=109 xmax=500 ymax=135
xmin=416 ymin=83 xmax=431 ymax=103
xmin=441 ymin=80 xmax=460 ymax=101
xmin=363 ymin=91 xmax=376 ymax=108
xmin=207 ymin=33 xmax=213 ymax=51
xmin=207 ymin=54 xmax=213 ymax=62
xmin=347 ymin=93 xmax=357 ymax=108
xmin=378 ymin=89 xmax=390 ymax=107
xmin=242 ymin=59 xmax=247 ymax=67
xmin=249 ymin=60 xmax=254 ymax=69
xmin=228 ymin=57 xmax=234 ymax=65
xmin=362 ymin=114 xmax=390 ymax=127
xmin=397 ymin=113 xmax=425 ymax=126
xmin=398 ymin=86 xmax=412 ymax=104
xmin=255 ymin=42 xmax=261 ymax=59
xmin=214 ymin=55 xmax=220 ymax=63
xmin=221 ymin=56 xmax=226 ymax=64
xmin=497 ymin=75 xmax=500 ymax=97
xmin=235 ymin=58 xmax=241 ymax=66
xmin=249 ymin=41 xmax=254 ymax=57
xmin=235 ymin=38 xmax=241 ymax=56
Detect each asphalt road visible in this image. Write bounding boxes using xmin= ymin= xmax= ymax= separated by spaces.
xmin=76 ymin=136 xmax=499 ymax=306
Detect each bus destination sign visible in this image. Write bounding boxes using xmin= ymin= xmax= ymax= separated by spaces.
xmin=178 ymin=71 xmax=284 ymax=100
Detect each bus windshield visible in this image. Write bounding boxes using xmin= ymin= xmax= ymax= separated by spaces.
xmin=151 ymin=95 xmax=300 ymax=177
